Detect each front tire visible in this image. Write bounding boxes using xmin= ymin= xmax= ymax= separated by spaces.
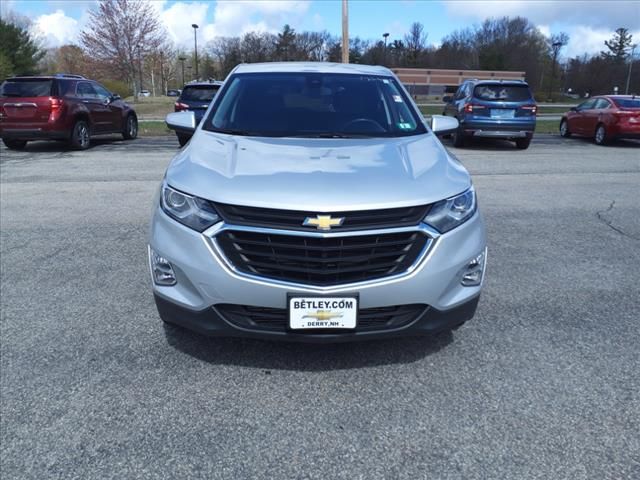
xmin=2 ymin=139 xmax=27 ymax=150
xmin=515 ymin=137 xmax=531 ymax=149
xmin=594 ymin=124 xmax=609 ymax=145
xmin=451 ymin=127 xmax=468 ymax=148
xmin=559 ymin=119 xmax=571 ymax=138
xmin=69 ymin=120 xmax=90 ymax=150
xmin=122 ymin=115 xmax=138 ymax=140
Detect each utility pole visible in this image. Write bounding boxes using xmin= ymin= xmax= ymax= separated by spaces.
xmin=178 ymin=56 xmax=186 ymax=86
xmin=626 ymin=44 xmax=637 ymax=94
xmin=341 ymin=0 xmax=349 ymax=63
xmin=383 ymin=32 xmax=389 ymax=66
xmin=192 ymin=24 xmax=199 ymax=79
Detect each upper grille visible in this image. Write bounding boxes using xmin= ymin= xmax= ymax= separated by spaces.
xmin=217 ymin=303 xmax=428 ymax=332
xmin=215 ymin=230 xmax=429 ymax=286
xmin=214 ymin=203 xmax=431 ymax=232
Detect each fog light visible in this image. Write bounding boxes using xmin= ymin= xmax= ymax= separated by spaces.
xmin=461 ymin=250 xmax=486 ymax=286
xmin=150 ymin=248 xmax=176 ymax=286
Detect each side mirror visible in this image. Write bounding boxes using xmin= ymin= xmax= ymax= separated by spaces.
xmin=570 ymin=106 xmax=577 ymax=112
xmin=166 ymin=111 xmax=196 ymax=133
xmin=430 ymin=115 xmax=459 ymax=136
xmin=442 ymin=95 xmax=453 ymax=103
xmin=111 ymin=94 xmax=121 ymax=101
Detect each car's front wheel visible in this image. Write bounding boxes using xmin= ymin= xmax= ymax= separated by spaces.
xmin=594 ymin=124 xmax=609 ymax=145
xmin=2 ymin=139 xmax=27 ymax=150
xmin=70 ymin=120 xmax=91 ymax=150
xmin=122 ymin=115 xmax=138 ymax=140
xmin=559 ymin=119 xmax=571 ymax=138
xmin=515 ymin=137 xmax=531 ymax=149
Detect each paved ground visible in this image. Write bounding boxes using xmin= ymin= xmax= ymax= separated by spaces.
xmin=1 ymin=134 xmax=639 ymax=479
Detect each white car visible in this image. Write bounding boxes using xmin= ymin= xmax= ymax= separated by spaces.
xmin=151 ymin=62 xmax=487 ymax=343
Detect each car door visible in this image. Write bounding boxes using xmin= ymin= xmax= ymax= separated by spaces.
xmin=93 ymin=83 xmax=123 ymax=132
xmin=571 ymin=99 xmax=597 ymax=135
xmin=76 ymin=81 xmax=111 ymax=133
xmin=582 ymin=98 xmax=610 ymax=135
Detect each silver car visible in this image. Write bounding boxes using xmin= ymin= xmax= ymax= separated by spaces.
xmin=151 ymin=62 xmax=487 ymax=342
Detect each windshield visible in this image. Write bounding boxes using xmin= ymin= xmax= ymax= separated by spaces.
xmin=205 ymin=72 xmax=425 ymax=138
xmin=473 ymin=84 xmax=532 ymax=102
xmin=0 ymin=79 xmax=54 ymax=97
xmin=612 ymin=98 xmax=640 ymax=109
xmin=181 ymin=85 xmax=220 ymax=102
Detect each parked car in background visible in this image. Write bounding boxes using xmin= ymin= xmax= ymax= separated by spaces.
xmin=140 ymin=90 xmax=151 ymax=97
xmin=169 ymin=81 xmax=223 ymax=146
xmin=0 ymin=74 xmax=138 ymax=150
xmin=559 ymin=96 xmax=640 ymax=145
xmin=443 ymin=79 xmax=537 ymax=149
xmin=166 ymin=89 xmax=181 ymax=97
xmin=154 ymin=62 xmax=486 ymax=342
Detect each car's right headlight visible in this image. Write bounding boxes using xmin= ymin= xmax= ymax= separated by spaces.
xmin=423 ymin=186 xmax=476 ymax=233
xmin=161 ymin=183 xmax=220 ymax=232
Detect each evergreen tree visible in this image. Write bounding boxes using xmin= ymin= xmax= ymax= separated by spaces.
xmin=0 ymin=18 xmax=44 ymax=78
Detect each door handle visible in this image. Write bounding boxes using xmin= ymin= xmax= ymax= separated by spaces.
xmin=82 ymin=100 xmax=90 ymax=104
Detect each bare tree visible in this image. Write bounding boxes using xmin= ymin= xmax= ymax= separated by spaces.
xmin=80 ymin=0 xmax=164 ymax=99
xmin=404 ymin=22 xmax=427 ymax=66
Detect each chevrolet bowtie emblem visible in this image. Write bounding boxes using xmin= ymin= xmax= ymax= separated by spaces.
xmin=303 ymin=215 xmax=345 ymax=231
xmin=303 ymin=310 xmax=344 ymax=321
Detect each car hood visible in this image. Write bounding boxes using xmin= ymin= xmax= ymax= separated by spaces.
xmin=165 ymin=130 xmax=471 ymax=211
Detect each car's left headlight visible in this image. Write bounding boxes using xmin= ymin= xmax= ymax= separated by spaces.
xmin=161 ymin=183 xmax=220 ymax=232
xmin=423 ymin=186 xmax=476 ymax=233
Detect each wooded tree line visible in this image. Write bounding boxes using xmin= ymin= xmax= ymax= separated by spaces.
xmin=1 ymin=0 xmax=638 ymax=100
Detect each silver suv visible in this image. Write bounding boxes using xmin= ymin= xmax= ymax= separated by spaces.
xmin=152 ymin=62 xmax=487 ymax=342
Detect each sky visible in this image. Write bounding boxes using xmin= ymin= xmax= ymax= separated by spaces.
xmin=2 ymin=0 xmax=639 ymax=59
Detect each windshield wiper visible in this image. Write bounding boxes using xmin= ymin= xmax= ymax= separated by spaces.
xmin=209 ymin=128 xmax=255 ymax=136
xmin=285 ymin=132 xmax=375 ymax=139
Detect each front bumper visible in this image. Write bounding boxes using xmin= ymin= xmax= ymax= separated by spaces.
xmin=149 ymin=206 xmax=487 ymax=341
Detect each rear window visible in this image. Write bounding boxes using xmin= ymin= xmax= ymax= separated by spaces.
xmin=612 ymin=98 xmax=640 ymax=109
xmin=473 ymin=84 xmax=532 ymax=102
xmin=180 ymin=85 xmax=220 ymax=102
xmin=0 ymin=79 xmax=54 ymax=97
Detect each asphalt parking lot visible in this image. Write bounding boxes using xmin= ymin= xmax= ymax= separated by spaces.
xmin=1 ymin=134 xmax=639 ymax=479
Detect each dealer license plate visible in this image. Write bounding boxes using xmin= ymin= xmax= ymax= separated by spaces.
xmin=491 ymin=109 xmax=515 ymax=119
xmin=289 ymin=296 xmax=358 ymax=330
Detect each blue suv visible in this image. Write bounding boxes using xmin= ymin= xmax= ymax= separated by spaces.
xmin=443 ymin=80 xmax=537 ymax=149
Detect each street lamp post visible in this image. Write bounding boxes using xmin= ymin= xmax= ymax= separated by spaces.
xmin=178 ymin=56 xmax=186 ymax=86
xmin=192 ymin=24 xmax=199 ymax=80
xmin=383 ymin=32 xmax=389 ymax=65
xmin=547 ymin=41 xmax=563 ymax=101
xmin=187 ymin=65 xmax=193 ymax=82
xmin=626 ymin=44 xmax=637 ymax=95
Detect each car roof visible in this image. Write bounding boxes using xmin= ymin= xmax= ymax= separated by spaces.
xmin=183 ymin=81 xmax=224 ymax=87
xmin=472 ymin=79 xmax=529 ymax=86
xmin=232 ymin=61 xmax=393 ymax=76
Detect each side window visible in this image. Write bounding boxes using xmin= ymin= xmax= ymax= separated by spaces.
xmin=455 ymin=83 xmax=467 ymax=100
xmin=93 ymin=83 xmax=111 ymax=101
xmin=595 ymin=98 xmax=611 ymax=109
xmin=577 ymin=99 xmax=596 ymax=111
xmin=77 ymin=82 xmax=97 ymax=99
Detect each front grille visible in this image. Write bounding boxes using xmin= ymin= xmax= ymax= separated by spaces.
xmin=214 ymin=203 xmax=431 ymax=232
xmin=215 ymin=230 xmax=429 ymax=286
xmin=217 ymin=303 xmax=428 ymax=332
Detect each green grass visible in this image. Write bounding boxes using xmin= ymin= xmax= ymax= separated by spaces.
xmin=138 ymin=120 xmax=173 ymax=136
xmin=125 ymin=96 xmax=175 ymax=118
xmin=535 ymin=120 xmax=559 ymax=134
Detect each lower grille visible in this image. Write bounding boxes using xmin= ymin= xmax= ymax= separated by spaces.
xmin=217 ymin=304 xmax=428 ymax=332
xmin=215 ymin=230 xmax=429 ymax=286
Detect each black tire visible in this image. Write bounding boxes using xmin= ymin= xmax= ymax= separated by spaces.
xmin=69 ymin=120 xmax=90 ymax=150
xmin=559 ymin=119 xmax=571 ymax=138
xmin=451 ymin=127 xmax=468 ymax=148
xmin=177 ymin=134 xmax=191 ymax=147
xmin=2 ymin=139 xmax=27 ymax=150
xmin=515 ymin=137 xmax=532 ymax=149
xmin=122 ymin=114 xmax=138 ymax=140
xmin=594 ymin=123 xmax=609 ymax=145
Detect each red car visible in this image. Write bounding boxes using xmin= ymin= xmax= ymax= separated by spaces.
xmin=560 ymin=95 xmax=640 ymax=145
xmin=0 ymin=74 xmax=138 ymax=150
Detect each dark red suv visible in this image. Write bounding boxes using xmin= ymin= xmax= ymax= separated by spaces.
xmin=0 ymin=74 xmax=138 ymax=150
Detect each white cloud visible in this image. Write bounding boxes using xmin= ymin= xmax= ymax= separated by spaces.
xmin=159 ymin=1 xmax=210 ymax=47
xmin=564 ymin=26 xmax=640 ymax=58
xmin=31 ymin=9 xmax=80 ymax=47
xmin=443 ymin=0 xmax=640 ymax=30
